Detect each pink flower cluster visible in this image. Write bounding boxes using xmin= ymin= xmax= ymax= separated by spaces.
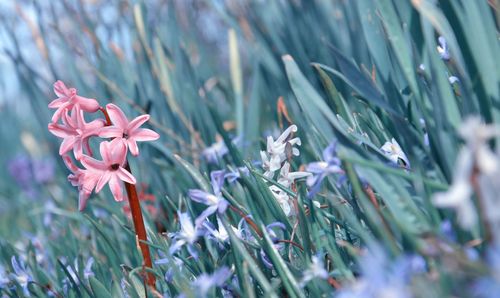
xmin=48 ymin=81 xmax=159 ymax=210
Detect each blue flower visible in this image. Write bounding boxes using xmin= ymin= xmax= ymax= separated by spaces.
xmin=9 ymin=256 xmax=32 ymax=296
xmin=155 ymin=255 xmax=183 ymax=283
xmin=62 ymin=257 xmax=95 ymax=292
xmin=168 ymin=212 xmax=205 ymax=259
xmin=188 ymin=170 xmax=229 ymax=226
xmin=202 ymin=137 xmax=229 ymax=164
xmin=0 ymin=264 xmax=9 ymax=288
xmin=472 ymin=247 xmax=500 ymax=298
xmin=259 ymin=222 xmax=287 ymax=269
xmin=337 ymin=246 xmax=426 ymax=298
xmin=224 ymin=166 xmax=250 ymax=183
xmin=192 ymin=266 xmax=232 ymax=297
xmin=305 ymin=141 xmax=344 ymax=197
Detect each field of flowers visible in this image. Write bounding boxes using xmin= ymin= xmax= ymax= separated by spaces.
xmin=0 ymin=0 xmax=499 ymax=297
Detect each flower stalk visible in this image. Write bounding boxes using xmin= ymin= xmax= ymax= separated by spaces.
xmin=124 ymin=162 xmax=156 ymax=287
xmin=102 ymin=107 xmax=156 ymax=288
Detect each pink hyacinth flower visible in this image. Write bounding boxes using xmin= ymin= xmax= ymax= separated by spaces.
xmin=99 ymin=104 xmax=160 ymax=156
xmin=62 ymin=155 xmax=100 ymax=211
xmin=80 ymin=138 xmax=136 ymax=202
xmin=48 ymin=106 xmax=105 ymax=160
xmin=49 ymin=80 xmax=100 ymax=123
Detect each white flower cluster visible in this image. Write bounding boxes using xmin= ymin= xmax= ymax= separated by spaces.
xmin=261 ymin=125 xmax=310 ymax=216
xmin=433 ymin=117 xmax=500 ymax=231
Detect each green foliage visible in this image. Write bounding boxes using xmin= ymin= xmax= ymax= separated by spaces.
xmin=0 ymin=0 xmax=499 ymax=297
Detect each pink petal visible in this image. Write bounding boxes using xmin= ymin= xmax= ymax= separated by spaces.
xmin=81 ymin=155 xmax=106 ymax=171
xmin=73 ymin=139 xmax=84 ymax=160
xmin=109 ymin=138 xmax=128 ymax=165
xmin=95 ymin=171 xmax=112 ymax=193
xmin=83 ymin=119 xmax=106 ymax=138
xmin=48 ymin=98 xmax=67 ymax=109
xmin=59 ymin=136 xmax=77 ymax=155
xmin=99 ymin=141 xmax=113 ymax=165
xmin=62 ymin=154 xmax=79 ymax=173
xmin=105 ymin=104 xmax=129 ymax=129
xmin=108 ymin=175 xmax=124 ymax=201
xmin=127 ymin=114 xmax=150 ymax=132
xmin=53 ymin=80 xmax=70 ymax=97
xmin=61 ymin=108 xmax=76 ymax=129
xmin=48 ymin=123 xmax=73 ymax=138
xmin=98 ymin=126 xmax=123 ymax=139
xmin=127 ymin=139 xmax=139 ymax=156
xmin=131 ymin=128 xmax=160 ymax=141
xmin=81 ymin=171 xmax=100 ymax=190
xmin=83 ymin=139 xmax=93 ymax=157
xmin=51 ymin=102 xmax=71 ymax=123
xmin=76 ymin=96 xmax=100 ymax=112
xmin=117 ymin=167 xmax=136 ymax=184
xmin=86 ymin=118 xmax=106 ymax=130
xmin=78 ymin=189 xmax=91 ymax=211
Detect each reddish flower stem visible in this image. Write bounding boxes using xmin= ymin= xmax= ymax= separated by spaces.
xmin=100 ymin=107 xmax=156 ymax=289
xmin=124 ymin=163 xmax=156 ymax=288
xmin=229 ymin=205 xmax=263 ymax=237
xmin=276 ymin=239 xmax=304 ymax=251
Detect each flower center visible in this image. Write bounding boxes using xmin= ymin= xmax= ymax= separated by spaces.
xmin=207 ymin=194 xmax=219 ymax=204
xmin=123 ymin=131 xmax=129 ymax=138
xmin=110 ymin=164 xmax=120 ymax=170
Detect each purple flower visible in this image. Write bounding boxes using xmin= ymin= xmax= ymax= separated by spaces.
xmin=188 ymin=170 xmax=229 ymax=226
xmin=306 ymin=141 xmax=344 ymax=197
xmin=202 ymin=137 xmax=229 ymax=164
xmin=224 ymin=166 xmax=250 ymax=183
xmin=192 ymin=266 xmax=232 ymax=297
xmin=155 ymin=255 xmax=183 ymax=283
xmin=7 ymin=154 xmax=34 ymax=189
xmin=32 ymin=158 xmax=55 ymax=184
xmin=168 ymin=212 xmax=205 ymax=259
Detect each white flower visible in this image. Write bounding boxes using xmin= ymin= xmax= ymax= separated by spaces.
xmin=277 ymin=162 xmax=311 ymax=188
xmin=459 ymin=117 xmax=500 ymax=174
xmin=300 ymin=255 xmax=329 ymax=287
xmin=432 ymin=116 xmax=500 ymax=230
xmin=380 ymin=138 xmax=410 ymax=169
xmin=260 ymin=150 xmax=280 ymax=178
xmin=433 ymin=177 xmax=476 ymax=228
xmin=448 ymin=76 xmax=459 ymax=84
xmin=204 ymin=217 xmax=242 ymax=243
xmin=419 ymin=118 xmax=429 ymax=147
xmin=269 ymin=185 xmax=293 ymax=216
xmin=261 ymin=125 xmax=301 ymax=177
xmin=437 ymin=36 xmax=450 ymax=60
